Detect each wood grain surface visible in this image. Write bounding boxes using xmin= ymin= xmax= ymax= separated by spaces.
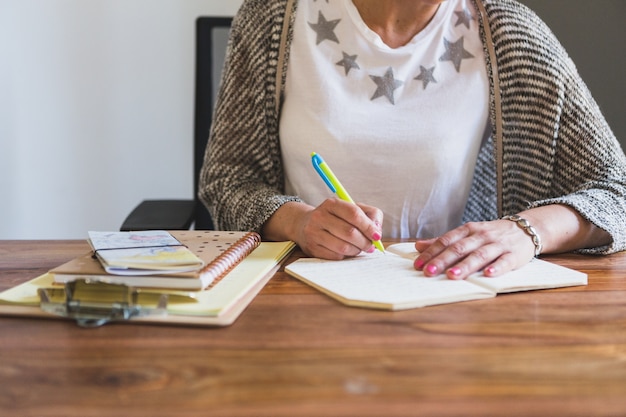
xmin=1 ymin=240 xmax=625 ymax=417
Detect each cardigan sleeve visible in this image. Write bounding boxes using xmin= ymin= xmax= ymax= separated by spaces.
xmin=530 ymin=59 xmax=626 ymax=255
xmin=487 ymin=0 xmax=626 ymax=254
xmin=198 ymin=0 xmax=302 ymax=233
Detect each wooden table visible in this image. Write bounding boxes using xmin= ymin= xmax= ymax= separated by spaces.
xmin=1 ymin=240 xmax=626 ymax=417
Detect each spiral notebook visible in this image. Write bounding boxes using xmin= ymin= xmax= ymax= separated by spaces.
xmin=52 ymin=230 xmax=262 ymax=290
xmin=0 ymin=236 xmax=296 ymax=327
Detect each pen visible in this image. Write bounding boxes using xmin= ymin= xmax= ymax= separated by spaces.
xmin=311 ymin=152 xmax=385 ymax=253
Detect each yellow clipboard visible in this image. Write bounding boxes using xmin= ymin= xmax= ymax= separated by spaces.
xmin=0 ymin=241 xmax=295 ymax=327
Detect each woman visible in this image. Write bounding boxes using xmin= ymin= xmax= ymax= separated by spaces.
xmin=199 ymin=0 xmax=626 ymax=280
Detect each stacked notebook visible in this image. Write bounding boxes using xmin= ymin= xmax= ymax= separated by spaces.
xmin=0 ymin=230 xmax=295 ymax=326
xmin=54 ymin=230 xmax=263 ymax=290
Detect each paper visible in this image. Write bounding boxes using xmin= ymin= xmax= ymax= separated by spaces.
xmin=285 ymin=243 xmax=587 ymax=310
xmin=88 ymin=230 xmax=204 ymax=275
xmin=0 ymin=241 xmax=296 ymax=322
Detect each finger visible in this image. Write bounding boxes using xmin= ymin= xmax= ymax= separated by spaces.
xmin=423 ymin=225 xmax=473 ymax=258
xmin=298 ymin=201 xmax=361 ymax=258
xmin=414 ymin=226 xmax=474 ymax=273
xmin=426 ymin=226 xmax=505 ymax=277
xmin=414 ymin=238 xmax=437 ymax=252
xmin=413 ymin=238 xmax=436 ymax=270
xmin=358 ymin=203 xmax=384 ymax=245
xmin=304 ymin=241 xmax=350 ymax=260
xmin=358 ymin=203 xmax=384 ymax=227
xmin=325 ymin=199 xmax=382 ymax=251
xmin=435 ymin=221 xmax=535 ymax=279
xmin=443 ymin=243 xmax=504 ymax=280
xmin=312 ymin=209 xmax=366 ymax=257
xmin=310 ymin=199 xmax=375 ymax=255
xmin=483 ymin=252 xmax=527 ymax=277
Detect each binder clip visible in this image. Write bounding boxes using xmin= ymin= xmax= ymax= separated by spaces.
xmin=38 ymin=279 xmax=169 ymax=327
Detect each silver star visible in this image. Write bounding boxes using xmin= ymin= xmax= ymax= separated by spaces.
xmin=336 ymin=52 xmax=360 ymax=75
xmin=369 ymin=67 xmax=403 ymax=104
xmin=308 ymin=11 xmax=340 ymax=45
xmin=439 ymin=36 xmax=474 ymax=72
xmin=454 ymin=8 xmax=474 ymax=29
xmin=414 ymin=65 xmax=437 ymax=90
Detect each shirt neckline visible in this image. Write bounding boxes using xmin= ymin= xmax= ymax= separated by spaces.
xmin=343 ymin=0 xmax=453 ymax=52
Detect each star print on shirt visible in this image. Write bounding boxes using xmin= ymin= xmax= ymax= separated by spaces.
xmin=414 ymin=65 xmax=437 ymax=90
xmin=454 ymin=8 xmax=474 ymax=29
xmin=370 ymin=67 xmax=404 ymax=104
xmin=308 ymin=11 xmax=341 ymax=45
xmin=439 ymin=36 xmax=474 ymax=72
xmin=336 ymin=52 xmax=360 ymax=75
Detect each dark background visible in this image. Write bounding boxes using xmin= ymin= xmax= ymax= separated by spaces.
xmin=519 ymin=0 xmax=625 ymax=149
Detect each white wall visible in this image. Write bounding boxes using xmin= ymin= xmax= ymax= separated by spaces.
xmin=0 ymin=0 xmax=243 ymax=239
xmin=2 ymin=1 xmax=623 ymax=240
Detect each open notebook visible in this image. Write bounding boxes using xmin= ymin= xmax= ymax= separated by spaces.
xmin=285 ymin=243 xmax=587 ymax=310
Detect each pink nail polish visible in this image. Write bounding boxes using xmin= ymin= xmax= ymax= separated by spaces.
xmin=414 ymin=258 xmax=425 ymax=269
xmin=448 ymin=267 xmax=462 ymax=278
xmin=372 ymin=232 xmax=382 ymax=241
xmin=425 ymin=264 xmax=438 ymax=275
xmin=366 ymin=245 xmax=376 ymax=253
xmin=485 ymin=266 xmax=496 ymax=275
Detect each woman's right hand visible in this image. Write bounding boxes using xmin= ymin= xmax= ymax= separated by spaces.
xmin=263 ymin=199 xmax=383 ymax=259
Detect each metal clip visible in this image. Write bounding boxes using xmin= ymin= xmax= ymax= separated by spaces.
xmin=38 ymin=279 xmax=168 ymax=327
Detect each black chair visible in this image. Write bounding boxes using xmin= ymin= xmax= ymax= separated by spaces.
xmin=121 ymin=17 xmax=232 ymax=231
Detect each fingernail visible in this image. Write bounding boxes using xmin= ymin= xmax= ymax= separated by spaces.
xmin=414 ymin=258 xmax=425 ymax=269
xmin=448 ymin=267 xmax=462 ymax=278
xmin=485 ymin=266 xmax=496 ymax=275
xmin=425 ymin=264 xmax=438 ymax=275
xmin=372 ymin=231 xmax=382 ymax=241
xmin=366 ymin=245 xmax=376 ymax=253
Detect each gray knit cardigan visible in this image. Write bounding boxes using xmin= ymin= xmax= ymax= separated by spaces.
xmin=199 ymin=0 xmax=626 ymax=255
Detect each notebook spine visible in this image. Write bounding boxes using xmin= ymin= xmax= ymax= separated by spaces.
xmin=201 ymin=232 xmax=261 ymax=286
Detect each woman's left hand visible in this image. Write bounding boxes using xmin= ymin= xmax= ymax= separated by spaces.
xmin=413 ymin=218 xmax=537 ymax=280
xmin=414 ymin=204 xmax=613 ymax=280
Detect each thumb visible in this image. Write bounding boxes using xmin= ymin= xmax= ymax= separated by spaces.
xmin=414 ymin=237 xmax=437 ymax=252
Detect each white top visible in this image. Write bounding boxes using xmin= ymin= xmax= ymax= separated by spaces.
xmin=280 ymin=0 xmax=489 ymax=239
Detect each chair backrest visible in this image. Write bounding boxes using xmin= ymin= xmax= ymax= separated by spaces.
xmin=193 ymin=16 xmax=233 ymax=230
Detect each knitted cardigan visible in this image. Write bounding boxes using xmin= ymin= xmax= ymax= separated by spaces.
xmin=199 ymin=0 xmax=626 ymax=255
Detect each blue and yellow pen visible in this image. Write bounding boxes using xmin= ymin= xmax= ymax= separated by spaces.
xmin=311 ymin=152 xmax=385 ymax=253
